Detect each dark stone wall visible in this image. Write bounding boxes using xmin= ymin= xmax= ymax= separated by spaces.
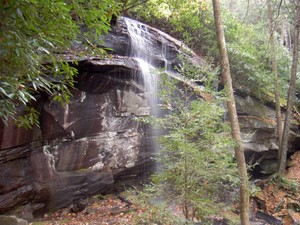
xmin=1 ymin=16 xmax=299 ymax=219
xmin=0 ymin=62 xmax=153 ymax=217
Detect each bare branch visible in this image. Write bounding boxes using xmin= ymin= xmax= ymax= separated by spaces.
xmin=242 ymin=0 xmax=250 ymax=23
xmin=121 ymin=0 xmax=150 ymax=13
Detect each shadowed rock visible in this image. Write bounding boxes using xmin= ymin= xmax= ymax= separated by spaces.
xmin=0 ymin=16 xmax=299 ymax=220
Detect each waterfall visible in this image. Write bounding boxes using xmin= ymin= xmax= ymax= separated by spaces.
xmin=124 ymin=18 xmax=173 ymax=171
xmin=124 ymin=17 xmax=173 ymax=109
xmin=125 ymin=18 xmax=159 ymax=108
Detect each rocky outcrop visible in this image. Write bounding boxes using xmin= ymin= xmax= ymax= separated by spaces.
xmin=235 ymin=93 xmax=300 ymax=174
xmin=102 ymin=17 xmax=205 ymax=70
xmin=0 ymin=63 xmax=151 ymax=216
xmin=0 ymin=16 xmax=205 ymax=218
xmin=0 ymin=215 xmax=28 ymax=225
xmin=0 ymin=16 xmax=299 ymax=219
xmin=236 ymin=94 xmax=278 ymax=155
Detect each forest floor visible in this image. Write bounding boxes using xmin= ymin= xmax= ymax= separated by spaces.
xmin=31 ymin=152 xmax=300 ymax=225
xmin=253 ymin=151 xmax=300 ymax=225
xmin=31 ymin=193 xmax=139 ymax=225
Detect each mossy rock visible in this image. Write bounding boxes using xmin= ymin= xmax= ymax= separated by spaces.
xmin=0 ymin=216 xmax=28 ymax=225
xmin=258 ymin=159 xmax=277 ymax=175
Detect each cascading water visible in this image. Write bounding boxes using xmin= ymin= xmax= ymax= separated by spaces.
xmin=124 ymin=17 xmax=190 ymax=211
xmin=125 ymin=18 xmax=159 ymax=110
xmin=125 ymin=18 xmax=173 ymax=106
xmin=124 ymin=17 xmax=173 ymax=170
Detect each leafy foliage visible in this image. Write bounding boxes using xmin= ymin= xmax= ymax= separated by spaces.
xmin=129 ymin=185 xmax=183 ymax=225
xmin=139 ymin=59 xmax=238 ymax=223
xmin=0 ymin=0 xmax=120 ymax=127
xmin=127 ymin=0 xmax=292 ymax=102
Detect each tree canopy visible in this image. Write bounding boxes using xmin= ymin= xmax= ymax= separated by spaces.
xmin=2 ymin=0 xmax=300 ymax=224
xmin=1 ymin=0 xmax=296 ymax=127
xmin=128 ymin=0 xmax=293 ymax=102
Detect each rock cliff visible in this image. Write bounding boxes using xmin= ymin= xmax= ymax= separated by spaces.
xmin=0 ymin=17 xmax=299 ymax=220
xmin=0 ymin=17 xmax=203 ymax=218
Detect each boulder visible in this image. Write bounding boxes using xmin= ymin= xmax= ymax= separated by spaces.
xmin=0 ymin=215 xmax=28 ymax=225
xmin=235 ymin=94 xmax=300 ymax=170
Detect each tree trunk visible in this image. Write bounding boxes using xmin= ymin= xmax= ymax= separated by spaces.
xmin=278 ymin=0 xmax=300 ymax=175
xmin=281 ymin=16 xmax=292 ymax=51
xmin=212 ymin=0 xmax=250 ymax=224
xmin=267 ymin=0 xmax=283 ymax=162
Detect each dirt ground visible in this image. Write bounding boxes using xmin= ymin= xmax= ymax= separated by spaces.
xmin=32 ymin=152 xmax=300 ymax=225
xmin=32 ymin=194 xmax=138 ymax=225
xmin=254 ymin=151 xmax=300 ymax=224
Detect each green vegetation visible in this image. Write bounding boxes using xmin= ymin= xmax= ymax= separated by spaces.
xmin=127 ymin=0 xmax=292 ymax=102
xmin=270 ymin=175 xmax=299 ymax=194
xmin=130 ymin=186 xmax=182 ymax=225
xmin=279 ymin=176 xmax=299 ymax=194
xmin=1 ymin=0 xmax=294 ymax=126
xmin=135 ymin=59 xmax=238 ymax=223
xmin=125 ymin=1 xmax=298 ymax=223
xmin=0 ymin=0 xmax=120 ymax=127
xmin=32 ymin=219 xmax=69 ymax=225
xmin=2 ymin=0 xmax=299 ymax=223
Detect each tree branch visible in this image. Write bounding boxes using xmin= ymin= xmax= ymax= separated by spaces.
xmin=121 ymin=0 xmax=150 ymax=13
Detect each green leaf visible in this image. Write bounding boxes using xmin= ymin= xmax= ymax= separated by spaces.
xmin=0 ymin=0 xmax=120 ymax=126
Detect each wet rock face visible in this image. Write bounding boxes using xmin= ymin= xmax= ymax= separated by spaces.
xmin=1 ymin=17 xmax=184 ymax=216
xmin=102 ymin=17 xmax=205 ymax=70
xmin=0 ymin=16 xmax=299 ymax=218
xmin=0 ymin=62 xmax=153 ymax=216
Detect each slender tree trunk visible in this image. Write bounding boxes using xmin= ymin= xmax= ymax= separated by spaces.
xmin=212 ymin=1 xmax=250 ymax=224
xmin=281 ymin=16 xmax=292 ymax=51
xmin=278 ymin=0 xmax=300 ymax=175
xmin=267 ymin=0 xmax=283 ymax=161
